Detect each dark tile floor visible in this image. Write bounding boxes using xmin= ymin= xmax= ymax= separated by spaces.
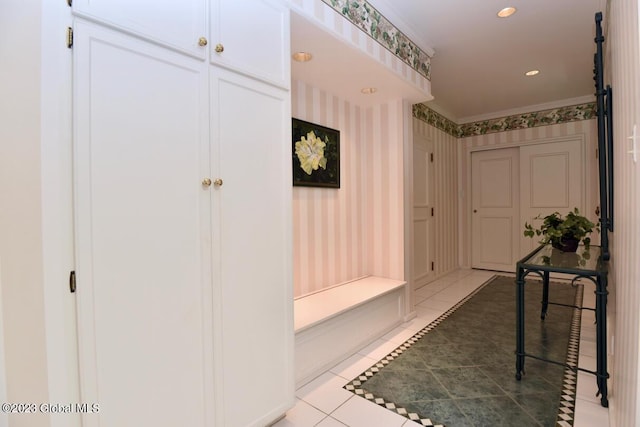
xmin=347 ymin=276 xmax=582 ymax=427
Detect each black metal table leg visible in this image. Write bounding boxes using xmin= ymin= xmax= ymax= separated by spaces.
xmin=515 ymin=244 xmax=609 ymax=408
xmin=515 ymin=266 xmax=525 ymax=380
xmin=596 ymin=273 xmax=609 ymax=407
xmin=541 ymin=270 xmax=550 ymax=319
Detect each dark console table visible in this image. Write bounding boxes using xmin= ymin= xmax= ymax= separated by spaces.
xmin=515 ymin=243 xmax=609 ymax=407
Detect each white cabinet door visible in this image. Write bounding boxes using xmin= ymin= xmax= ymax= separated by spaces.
xmin=210 ymin=66 xmax=294 ymax=427
xmin=412 ymin=134 xmax=435 ymax=287
xmin=72 ymin=0 xmax=207 ymax=58
xmin=211 ymin=0 xmax=290 ymax=88
xmin=73 ymin=20 xmax=213 ymax=427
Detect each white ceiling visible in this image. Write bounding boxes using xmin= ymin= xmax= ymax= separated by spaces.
xmin=291 ymin=0 xmax=607 ymax=122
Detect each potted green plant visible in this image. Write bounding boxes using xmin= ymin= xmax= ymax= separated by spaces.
xmin=523 ymin=208 xmax=597 ymax=252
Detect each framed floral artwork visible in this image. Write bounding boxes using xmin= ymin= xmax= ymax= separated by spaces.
xmin=292 ymin=118 xmax=340 ymax=188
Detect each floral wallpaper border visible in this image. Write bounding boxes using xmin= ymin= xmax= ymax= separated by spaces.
xmin=322 ymin=0 xmax=432 ymax=80
xmin=413 ymin=102 xmax=597 ymax=138
xmin=412 ymin=104 xmax=460 ymax=137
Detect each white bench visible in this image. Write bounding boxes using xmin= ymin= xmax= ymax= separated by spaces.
xmin=294 ymin=276 xmax=407 ymax=387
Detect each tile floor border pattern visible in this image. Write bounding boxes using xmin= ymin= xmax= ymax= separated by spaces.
xmin=556 ymin=282 xmax=584 ymax=427
xmin=342 ymin=275 xmax=584 ymax=427
xmin=342 ymin=276 xmax=493 ymax=427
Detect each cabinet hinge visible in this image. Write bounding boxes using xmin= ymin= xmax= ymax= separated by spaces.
xmin=69 ymin=270 xmax=76 ymax=293
xmin=431 ymin=261 xmax=435 ymax=271
xmin=66 ymin=27 xmax=73 ymax=48
xmin=430 ymin=153 xmax=434 ymax=162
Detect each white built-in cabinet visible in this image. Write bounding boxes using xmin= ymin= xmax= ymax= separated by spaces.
xmin=71 ymin=2 xmax=293 ymax=426
xmin=211 ymin=0 xmax=289 ymax=87
xmin=72 ymin=0 xmax=289 ymax=88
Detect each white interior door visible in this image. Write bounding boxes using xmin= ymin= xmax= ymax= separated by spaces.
xmin=73 ymin=21 xmax=213 ymax=427
xmin=412 ymin=134 xmax=435 ymax=287
xmin=519 ymin=139 xmax=585 ymax=255
xmin=471 ymin=148 xmax=520 ymax=271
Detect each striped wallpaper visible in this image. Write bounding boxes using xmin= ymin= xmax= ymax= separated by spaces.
xmin=609 ymin=0 xmax=640 ymax=425
xmin=365 ymin=101 xmax=406 ymax=281
xmin=292 ymin=80 xmax=366 ymax=297
xmin=292 ymin=80 xmax=406 ymax=297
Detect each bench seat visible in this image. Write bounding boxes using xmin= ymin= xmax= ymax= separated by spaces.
xmin=294 ymin=276 xmax=406 ymax=387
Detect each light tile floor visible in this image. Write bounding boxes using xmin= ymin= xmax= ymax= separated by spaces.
xmin=275 ymin=269 xmax=610 ymax=427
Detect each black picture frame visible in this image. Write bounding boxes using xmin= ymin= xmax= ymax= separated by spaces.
xmin=292 ymin=118 xmax=340 ymax=188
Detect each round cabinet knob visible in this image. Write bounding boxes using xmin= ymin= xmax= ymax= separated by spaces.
xmin=214 ymin=43 xmax=224 ymax=53
xmin=202 ymin=178 xmax=212 ymax=187
xmin=473 ymin=209 xmax=477 ymax=213
xmin=198 ymin=37 xmax=208 ymax=47
xmin=213 ymin=178 xmax=224 ymax=186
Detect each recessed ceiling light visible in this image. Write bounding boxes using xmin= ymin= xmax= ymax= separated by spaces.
xmin=292 ymin=52 xmax=312 ymax=62
xmin=525 ymin=69 xmax=540 ymax=76
xmin=497 ymin=7 xmax=517 ymax=18
xmin=361 ymin=87 xmax=377 ymax=94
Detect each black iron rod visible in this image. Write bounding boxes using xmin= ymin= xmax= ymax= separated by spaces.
xmin=594 ymin=12 xmax=610 ymax=260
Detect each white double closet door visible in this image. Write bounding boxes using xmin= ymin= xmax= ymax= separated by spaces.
xmin=471 ymin=138 xmax=587 ymax=271
xmin=72 ymin=18 xmax=292 ymax=427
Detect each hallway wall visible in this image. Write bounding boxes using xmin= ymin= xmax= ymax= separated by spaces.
xmin=291 ymin=80 xmax=406 ymax=297
xmin=608 ymin=0 xmax=640 ymax=425
xmin=0 ymin=2 xmax=79 ymax=427
xmin=365 ymin=100 xmax=406 ymax=281
xmin=292 ymin=80 xmax=367 ymax=296
xmin=0 ymin=4 xmax=52 ymax=427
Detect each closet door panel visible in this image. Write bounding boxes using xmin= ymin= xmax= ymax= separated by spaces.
xmin=210 ymin=67 xmax=293 ymax=426
xmin=73 ymin=21 xmax=213 ymax=427
xmin=520 ymin=139 xmax=585 ymax=255
xmin=471 ymin=148 xmax=520 ymax=271
xmin=72 ymin=0 xmax=207 ymax=58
